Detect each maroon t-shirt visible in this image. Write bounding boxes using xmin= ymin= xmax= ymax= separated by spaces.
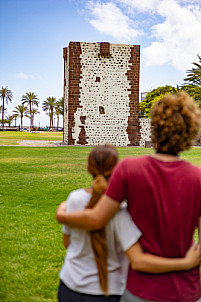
xmin=105 ymin=156 xmax=201 ymax=302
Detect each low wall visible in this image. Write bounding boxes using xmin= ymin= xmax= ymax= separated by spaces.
xmin=139 ymin=118 xmax=151 ymax=147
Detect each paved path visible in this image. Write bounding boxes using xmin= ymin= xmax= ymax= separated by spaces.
xmin=17 ymin=140 xmax=64 ymax=147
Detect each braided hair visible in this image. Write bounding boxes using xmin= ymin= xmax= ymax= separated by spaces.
xmin=86 ymin=144 xmax=118 ymax=295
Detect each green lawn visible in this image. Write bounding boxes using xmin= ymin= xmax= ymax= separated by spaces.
xmin=0 ymin=131 xmax=63 ymax=146
xmin=0 ymin=145 xmax=200 ymax=302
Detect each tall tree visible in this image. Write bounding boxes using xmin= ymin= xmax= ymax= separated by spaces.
xmin=59 ymin=97 xmax=64 ymax=129
xmin=42 ymin=97 xmax=57 ymax=129
xmin=30 ymin=108 xmax=40 ymax=128
xmin=55 ymin=97 xmax=64 ymax=129
xmin=184 ymin=55 xmax=201 ymax=86
xmin=13 ymin=104 xmax=29 ymax=131
xmin=5 ymin=114 xmax=15 ymax=127
xmin=54 ymin=105 xmax=60 ymax=129
xmin=183 ymin=55 xmax=201 ymax=105
xmin=0 ymin=87 xmax=13 ymax=129
xmin=139 ymin=86 xmax=178 ymax=117
xmin=12 ymin=113 xmax=18 ymax=127
xmin=21 ymin=92 xmax=39 ymax=129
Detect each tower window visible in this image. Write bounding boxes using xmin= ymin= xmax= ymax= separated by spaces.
xmin=99 ymin=106 xmax=105 ymax=114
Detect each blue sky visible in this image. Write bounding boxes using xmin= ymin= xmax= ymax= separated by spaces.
xmin=1 ymin=0 xmax=201 ymax=127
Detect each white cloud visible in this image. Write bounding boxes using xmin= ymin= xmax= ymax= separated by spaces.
xmin=177 ymin=0 xmax=201 ymax=4
xmin=116 ymin=0 xmax=160 ymax=12
xmin=85 ymin=0 xmax=201 ymax=71
xmin=143 ymin=42 xmax=169 ymax=65
xmin=142 ymin=0 xmax=201 ymax=70
xmin=14 ymin=72 xmax=42 ymax=79
xmin=86 ymin=1 xmax=142 ymax=42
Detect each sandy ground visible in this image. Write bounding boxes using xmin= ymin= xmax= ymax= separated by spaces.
xmin=17 ymin=140 xmax=65 ymax=147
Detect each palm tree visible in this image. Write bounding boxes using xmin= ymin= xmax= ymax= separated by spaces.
xmin=13 ymin=104 xmax=29 ymax=131
xmin=21 ymin=92 xmax=39 ymax=129
xmin=12 ymin=113 xmax=18 ymax=127
xmin=183 ymin=55 xmax=201 ymax=105
xmin=54 ymin=105 xmax=60 ymax=129
xmin=5 ymin=114 xmax=15 ymax=127
xmin=59 ymin=97 xmax=64 ymax=129
xmin=30 ymin=108 xmax=40 ymax=128
xmin=0 ymin=106 xmax=7 ymax=125
xmin=55 ymin=98 xmax=64 ymax=129
xmin=42 ymin=97 xmax=57 ymax=129
xmin=184 ymin=55 xmax=201 ymax=86
xmin=0 ymin=87 xmax=13 ymax=129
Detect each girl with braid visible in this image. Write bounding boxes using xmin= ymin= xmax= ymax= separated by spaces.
xmin=57 ymin=144 xmax=201 ymax=302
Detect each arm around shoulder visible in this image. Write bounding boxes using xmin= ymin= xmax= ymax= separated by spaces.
xmin=56 ymin=194 xmax=120 ymax=231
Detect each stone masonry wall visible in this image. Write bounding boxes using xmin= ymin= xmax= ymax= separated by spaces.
xmin=63 ymin=42 xmax=140 ymax=146
xmin=139 ymin=118 xmax=151 ymax=147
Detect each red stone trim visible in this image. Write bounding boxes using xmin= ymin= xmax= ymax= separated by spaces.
xmin=80 ymin=116 xmax=86 ymax=124
xmin=77 ymin=126 xmax=88 ymax=145
xmin=68 ymin=42 xmax=82 ymax=145
xmin=63 ymin=47 xmax=68 ymax=143
xmin=126 ymin=45 xmax=140 ymax=146
xmin=100 ymin=42 xmax=110 ymax=56
xmin=63 ymin=47 xmax=68 ymax=60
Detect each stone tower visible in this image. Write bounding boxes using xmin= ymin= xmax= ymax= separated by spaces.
xmin=63 ymin=42 xmax=140 ymax=146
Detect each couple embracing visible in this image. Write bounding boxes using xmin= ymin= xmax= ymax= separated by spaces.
xmin=57 ymin=92 xmax=201 ymax=302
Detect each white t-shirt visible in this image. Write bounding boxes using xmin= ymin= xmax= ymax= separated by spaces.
xmin=59 ymin=188 xmax=141 ymax=295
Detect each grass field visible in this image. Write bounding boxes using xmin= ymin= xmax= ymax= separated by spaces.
xmin=0 ymin=131 xmax=63 ymax=146
xmin=0 ymin=133 xmax=201 ymax=302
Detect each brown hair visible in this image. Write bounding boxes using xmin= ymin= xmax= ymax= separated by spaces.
xmin=86 ymin=144 xmax=118 ymax=295
xmin=151 ymin=91 xmax=201 ymax=155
